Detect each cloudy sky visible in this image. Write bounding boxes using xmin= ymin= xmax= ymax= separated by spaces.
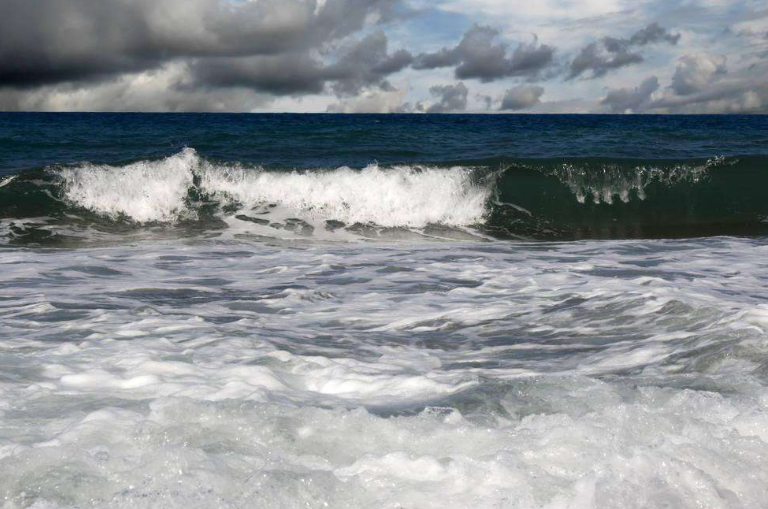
xmin=1 ymin=0 xmax=766 ymax=113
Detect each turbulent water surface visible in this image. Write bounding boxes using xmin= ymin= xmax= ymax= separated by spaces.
xmin=1 ymin=114 xmax=768 ymax=508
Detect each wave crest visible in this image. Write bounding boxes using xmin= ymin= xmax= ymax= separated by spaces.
xmin=200 ymin=163 xmax=491 ymax=228
xmin=57 ymin=148 xmax=197 ymax=223
xmin=54 ymin=148 xmax=492 ymax=228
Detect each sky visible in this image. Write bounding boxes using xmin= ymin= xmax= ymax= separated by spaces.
xmin=0 ymin=0 xmax=767 ymax=113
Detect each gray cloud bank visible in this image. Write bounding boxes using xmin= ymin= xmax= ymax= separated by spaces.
xmin=0 ymin=0 xmax=404 ymax=87
xmin=0 ymin=0 xmax=765 ymax=114
xmin=0 ymin=1 xmax=556 ymax=112
xmin=0 ymin=0 xmax=410 ymax=110
xmin=190 ymin=30 xmax=412 ymax=97
xmin=600 ymin=55 xmax=766 ymax=113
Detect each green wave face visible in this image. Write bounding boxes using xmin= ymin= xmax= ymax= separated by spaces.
xmin=486 ymin=155 xmax=768 ymax=239
xmin=1 ymin=153 xmax=767 ymax=245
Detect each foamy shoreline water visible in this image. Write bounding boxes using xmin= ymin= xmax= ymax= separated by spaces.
xmin=1 ymin=237 xmax=767 ymax=508
xmin=2 ymin=114 xmax=768 ymax=508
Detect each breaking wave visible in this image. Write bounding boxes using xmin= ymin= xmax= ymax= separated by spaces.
xmin=199 ymin=157 xmax=491 ymax=228
xmin=57 ymin=149 xmax=198 ymax=223
xmin=54 ymin=148 xmax=491 ymax=227
xmin=1 ymin=148 xmax=768 ymax=244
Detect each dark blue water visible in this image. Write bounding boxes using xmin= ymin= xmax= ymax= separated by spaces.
xmin=1 ymin=113 xmax=767 ymax=174
xmin=1 ymin=113 xmax=767 ymax=243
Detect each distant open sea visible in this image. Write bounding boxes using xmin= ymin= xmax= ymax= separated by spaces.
xmin=1 ymin=113 xmax=768 ymax=508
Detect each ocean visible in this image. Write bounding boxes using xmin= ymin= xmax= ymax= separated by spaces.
xmin=1 ymin=113 xmax=767 ymax=508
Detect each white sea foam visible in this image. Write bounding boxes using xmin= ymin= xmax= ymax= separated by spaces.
xmin=1 ymin=237 xmax=768 ymax=507
xmin=57 ymin=148 xmax=197 ymax=223
xmin=0 ymin=175 xmax=16 ymax=189
xmin=53 ymin=149 xmax=491 ymax=229
xmin=200 ymin=162 xmax=490 ymax=227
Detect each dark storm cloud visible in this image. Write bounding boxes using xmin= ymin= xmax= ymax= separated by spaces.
xmin=569 ymin=23 xmax=680 ymax=79
xmin=426 ymin=82 xmax=468 ymax=113
xmin=0 ymin=65 xmax=276 ymax=112
xmin=413 ymin=25 xmax=555 ymax=82
xmin=191 ymin=30 xmax=412 ymax=97
xmin=600 ymin=76 xmax=660 ymax=112
xmin=0 ymin=0 xmax=402 ymax=88
xmin=499 ymin=84 xmax=544 ymax=111
xmin=325 ymin=31 xmax=414 ymax=96
xmin=188 ymin=54 xmax=329 ymax=96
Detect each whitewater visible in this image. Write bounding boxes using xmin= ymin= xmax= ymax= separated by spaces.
xmin=1 ymin=113 xmax=768 ymax=508
xmin=3 ymin=234 xmax=768 ymax=508
xmin=54 ymin=148 xmax=491 ymax=229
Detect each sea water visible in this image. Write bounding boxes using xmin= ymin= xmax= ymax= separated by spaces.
xmin=1 ymin=114 xmax=767 ymax=508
